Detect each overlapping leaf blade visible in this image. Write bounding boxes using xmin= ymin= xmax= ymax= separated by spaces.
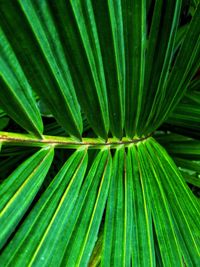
xmin=167 ymin=103 xmax=200 ymax=130
xmin=138 ymin=0 xmax=182 ymax=136
xmin=129 ymin=145 xmax=155 ymax=267
xmin=19 ymin=0 xmax=84 ymax=139
xmin=48 ymin=0 xmax=109 ymax=139
xmin=157 ymin=133 xmax=200 ymax=159
xmin=0 ymin=1 xmax=82 ymax=139
xmin=0 ymin=147 xmax=54 ymax=249
xmin=148 ymin=3 xmax=200 ymax=134
xmin=70 ymin=0 xmax=111 ymax=138
xmin=0 ymin=1 xmax=199 ymax=266
xmin=0 ymin=28 xmax=43 ymax=137
xmin=156 ymin=133 xmax=200 ymax=187
xmin=92 ymin=0 xmax=125 ymax=138
xmin=64 ymin=149 xmax=112 ymax=266
xmin=138 ymin=142 xmax=184 ymax=266
xmin=167 ymin=79 xmax=200 ymax=131
xmin=0 ymin=149 xmax=88 ymax=266
xmin=173 ymin=157 xmax=200 ymax=187
xmin=146 ymin=138 xmax=200 ymax=265
xmin=122 ymin=0 xmax=146 ymax=138
xmin=102 ymin=147 xmax=132 ymax=266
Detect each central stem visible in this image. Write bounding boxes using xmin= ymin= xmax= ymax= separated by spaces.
xmin=0 ymin=131 xmax=150 ymax=149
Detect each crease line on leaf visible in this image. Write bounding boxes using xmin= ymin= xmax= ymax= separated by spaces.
xmin=77 ymin=150 xmax=111 ymax=265
xmin=0 ymin=147 xmax=53 ymax=217
xmin=28 ymin=148 xmax=88 ymax=266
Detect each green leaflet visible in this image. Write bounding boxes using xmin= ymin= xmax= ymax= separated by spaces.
xmin=19 ymin=0 xmax=83 ymax=139
xmin=148 ymin=3 xmax=200 ymax=134
xmin=0 ymin=1 xmax=82 ymax=139
xmin=146 ymin=138 xmax=200 ymax=265
xmin=138 ymin=0 xmax=182 ymax=136
xmin=92 ymin=0 xmax=125 ymax=138
xmin=173 ymin=157 xmax=200 ymax=187
xmin=180 ymin=172 xmax=200 ymax=188
xmin=129 ymin=145 xmax=155 ymax=267
xmin=167 ymin=79 xmax=200 ymax=131
xmin=88 ymin=228 xmax=104 ymax=267
xmin=47 ymin=0 xmax=109 ymax=139
xmin=174 ymin=157 xmax=200 ymax=174
xmin=160 ymin=136 xmax=200 ymax=159
xmin=102 ymin=147 xmax=132 ymax=266
xmin=64 ymin=149 xmax=112 ymax=266
xmin=167 ymin=103 xmax=200 ymax=130
xmin=0 ymin=28 xmax=43 ymax=137
xmin=122 ymin=0 xmax=146 ymax=138
xmin=156 ymin=133 xmax=200 ymax=187
xmin=174 ymin=24 xmax=188 ymax=52
xmin=0 ymin=149 xmax=88 ymax=266
xmin=0 ymin=1 xmax=199 ymax=266
xmin=70 ymin=0 xmax=111 ymax=138
xmin=0 ymin=147 xmax=54 ymax=249
xmin=138 ymin=142 xmax=184 ymax=266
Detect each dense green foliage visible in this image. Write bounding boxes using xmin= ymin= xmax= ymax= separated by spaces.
xmin=0 ymin=1 xmax=200 ymax=266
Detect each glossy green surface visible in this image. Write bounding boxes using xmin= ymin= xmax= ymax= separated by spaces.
xmin=0 ymin=1 xmax=200 ymax=266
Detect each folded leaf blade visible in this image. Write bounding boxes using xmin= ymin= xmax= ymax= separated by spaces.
xmin=150 ymin=4 xmax=200 ymax=132
xmin=129 ymin=145 xmax=156 ymax=267
xmin=122 ymin=0 xmax=146 ymax=138
xmin=63 ymin=149 xmax=111 ymax=266
xmin=0 ymin=28 xmax=43 ymax=137
xmin=102 ymin=147 xmax=132 ymax=266
xmin=0 ymin=147 xmax=54 ymax=249
xmin=138 ymin=0 xmax=182 ymax=136
xmin=0 ymin=148 xmax=88 ymax=266
xmin=0 ymin=1 xmax=82 ymax=139
xmin=47 ymin=0 xmax=110 ymax=139
xmin=146 ymin=138 xmax=200 ymax=265
xmin=138 ymin=141 xmax=184 ymax=266
xmin=92 ymin=0 xmax=125 ymax=138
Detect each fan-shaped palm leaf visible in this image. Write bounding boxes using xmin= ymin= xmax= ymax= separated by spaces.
xmin=0 ymin=1 xmax=200 ymax=266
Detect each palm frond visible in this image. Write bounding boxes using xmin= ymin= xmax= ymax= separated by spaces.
xmin=0 ymin=1 xmax=199 ymax=266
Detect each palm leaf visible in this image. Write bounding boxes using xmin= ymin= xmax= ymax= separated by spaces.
xmin=167 ymin=79 xmax=200 ymax=131
xmin=138 ymin=0 xmax=182 ymax=136
xmin=148 ymin=4 xmax=200 ymax=133
xmin=122 ymin=0 xmax=146 ymax=137
xmin=0 ymin=29 xmax=43 ymax=137
xmin=0 ymin=147 xmax=54 ymax=249
xmin=102 ymin=147 xmax=133 ymax=266
xmin=156 ymin=132 xmax=200 ymax=188
xmin=129 ymin=145 xmax=155 ymax=266
xmin=0 ymin=1 xmax=82 ymax=139
xmin=0 ymin=1 xmax=200 ymax=266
